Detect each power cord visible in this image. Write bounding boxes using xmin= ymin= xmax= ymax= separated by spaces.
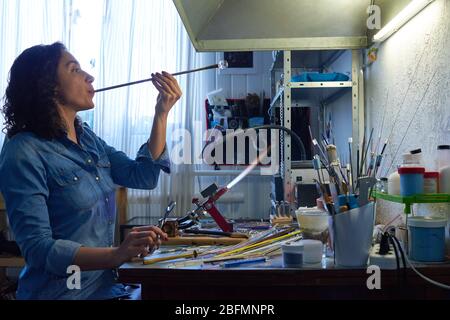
xmin=387 ymin=233 xmax=407 ymax=283
xmin=387 ymin=234 xmax=450 ymax=290
xmin=201 ymin=124 xmax=307 ymax=161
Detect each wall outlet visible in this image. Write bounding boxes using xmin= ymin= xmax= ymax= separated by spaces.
xmin=447 ymin=116 xmax=450 ymax=131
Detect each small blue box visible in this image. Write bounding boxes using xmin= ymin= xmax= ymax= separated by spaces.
xmin=248 ymin=117 xmax=264 ymax=128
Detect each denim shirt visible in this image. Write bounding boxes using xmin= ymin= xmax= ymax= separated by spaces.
xmin=0 ymin=123 xmax=170 ymax=300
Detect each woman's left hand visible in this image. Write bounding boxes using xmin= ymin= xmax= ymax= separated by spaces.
xmin=151 ymin=71 xmax=182 ymax=115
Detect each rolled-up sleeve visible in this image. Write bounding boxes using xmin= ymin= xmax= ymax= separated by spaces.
xmin=136 ymin=142 xmax=170 ymax=174
xmin=0 ymin=138 xmax=82 ymax=277
xmin=98 ymin=137 xmax=171 ymax=190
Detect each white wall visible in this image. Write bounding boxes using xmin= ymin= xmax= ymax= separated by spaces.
xmin=365 ymin=0 xmax=450 ymax=224
xmin=215 ymin=51 xmax=273 ymax=98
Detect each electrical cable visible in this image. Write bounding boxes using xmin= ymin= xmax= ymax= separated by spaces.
xmin=390 ymin=235 xmax=407 ymax=282
xmin=391 ymin=235 xmax=406 ymax=269
xmin=391 ymin=236 xmax=450 ymax=290
xmin=388 ymin=234 xmax=401 ymax=281
xmin=200 ymin=124 xmax=307 ymax=161
xmin=252 ymin=125 xmax=306 ymax=160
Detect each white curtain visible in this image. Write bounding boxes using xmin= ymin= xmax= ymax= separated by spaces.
xmin=0 ymin=0 xmax=216 ymax=220
xmin=0 ymin=0 xmax=70 ymax=146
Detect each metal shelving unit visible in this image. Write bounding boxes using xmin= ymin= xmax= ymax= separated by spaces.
xmin=270 ymin=50 xmax=364 ymax=205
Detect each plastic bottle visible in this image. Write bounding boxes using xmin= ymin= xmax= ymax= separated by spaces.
xmin=376 ymin=177 xmax=388 ymax=193
xmin=437 ymin=145 xmax=450 ymax=194
xmin=388 ymin=171 xmax=401 ymax=195
xmin=435 ymin=145 xmax=450 ymax=257
xmin=410 ymin=148 xmax=424 ymax=166
xmin=441 ymin=166 xmax=450 ymax=194
xmin=387 ymin=153 xmax=423 ymax=196
xmin=423 ymin=172 xmax=439 ymax=193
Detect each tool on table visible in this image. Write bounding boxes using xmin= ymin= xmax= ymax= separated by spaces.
xmin=173 ymin=149 xmax=268 ymax=233
xmin=183 ymin=229 xmax=248 ymax=238
xmin=143 ymin=250 xmax=198 ymax=265
xmin=159 ymin=201 xmax=176 ymax=229
xmin=222 ymin=257 xmax=267 ymax=268
xmin=95 ymin=61 xmax=228 ymax=93
xmin=270 ymin=200 xmax=293 ymax=225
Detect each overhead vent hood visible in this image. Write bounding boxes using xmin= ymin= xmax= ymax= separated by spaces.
xmin=173 ymin=0 xmax=372 ymax=51
xmin=173 ymin=0 xmax=432 ymax=51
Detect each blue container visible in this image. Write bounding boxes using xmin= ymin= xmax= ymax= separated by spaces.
xmin=398 ymin=167 xmax=425 ymax=196
xmin=248 ymin=117 xmax=264 ymax=128
xmin=291 ymin=72 xmax=350 ymax=82
xmin=291 ymin=73 xmax=309 ymax=82
xmin=408 ymin=217 xmax=447 ymax=262
xmin=307 ymin=72 xmax=350 ymax=82
xmin=282 ymin=243 xmax=304 ymax=268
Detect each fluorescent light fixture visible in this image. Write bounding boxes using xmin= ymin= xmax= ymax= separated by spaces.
xmin=373 ymin=0 xmax=435 ymax=42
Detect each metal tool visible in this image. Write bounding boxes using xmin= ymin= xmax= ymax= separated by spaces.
xmin=159 ymin=201 xmax=176 ymax=229
xmin=181 ymin=149 xmax=268 ymax=233
xmin=191 ymin=184 xmax=233 ymax=232
xmin=95 ymin=61 xmax=228 ymax=93
xmin=222 ymin=257 xmax=266 ymax=268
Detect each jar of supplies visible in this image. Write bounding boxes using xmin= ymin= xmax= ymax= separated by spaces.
xmin=398 ymin=167 xmax=425 ymax=196
xmin=423 ymin=172 xmax=439 ymax=193
xmin=408 ymin=216 xmax=447 ymax=262
xmin=282 ymin=242 xmax=304 ymax=268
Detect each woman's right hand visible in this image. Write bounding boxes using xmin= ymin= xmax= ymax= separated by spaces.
xmin=113 ymin=226 xmax=168 ymax=266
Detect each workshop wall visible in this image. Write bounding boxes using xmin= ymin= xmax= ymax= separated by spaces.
xmin=365 ymin=0 xmax=450 ymax=225
xmin=215 ymin=51 xmax=273 ymax=99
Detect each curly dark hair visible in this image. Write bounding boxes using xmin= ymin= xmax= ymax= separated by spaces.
xmin=2 ymin=42 xmax=77 ymax=139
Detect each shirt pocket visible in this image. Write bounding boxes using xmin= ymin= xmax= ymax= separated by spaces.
xmin=52 ymin=168 xmax=98 ymax=211
xmin=96 ymin=155 xmax=116 ymax=192
xmin=97 ymin=155 xmax=111 ymax=169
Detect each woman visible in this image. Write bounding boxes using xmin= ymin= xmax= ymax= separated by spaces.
xmin=0 ymin=42 xmax=182 ymax=299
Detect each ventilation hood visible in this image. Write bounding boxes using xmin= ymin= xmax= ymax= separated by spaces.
xmin=173 ymin=0 xmax=372 ymax=51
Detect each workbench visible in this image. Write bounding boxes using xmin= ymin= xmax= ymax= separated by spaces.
xmin=119 ymin=253 xmax=450 ymax=300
